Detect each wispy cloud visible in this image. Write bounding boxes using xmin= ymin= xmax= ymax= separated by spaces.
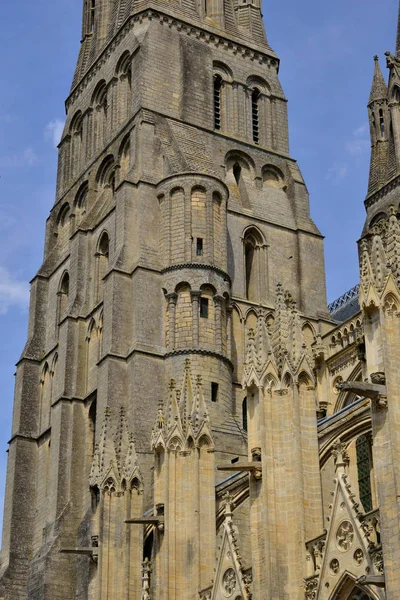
xmin=0 ymin=266 xmax=30 ymax=315
xmin=345 ymin=123 xmax=370 ymax=157
xmin=326 ymin=162 xmax=348 ymax=182
xmin=44 ymin=119 xmax=65 ymax=148
xmin=0 ymin=147 xmax=38 ymax=169
xmin=326 ymin=123 xmax=370 ymax=182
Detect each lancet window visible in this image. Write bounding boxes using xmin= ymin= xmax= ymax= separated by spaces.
xmin=58 ymin=271 xmax=70 ymax=323
xmin=96 ymin=231 xmax=110 ymax=303
xmin=356 ymin=434 xmax=373 ymax=513
xmin=244 ymin=230 xmax=262 ymax=302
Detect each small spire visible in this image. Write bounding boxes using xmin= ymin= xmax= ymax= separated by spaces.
xmin=397 ymin=0 xmax=400 ymax=58
xmin=368 ymin=55 xmax=388 ymax=105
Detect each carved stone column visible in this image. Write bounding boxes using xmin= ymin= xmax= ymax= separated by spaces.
xmin=226 ymin=305 xmax=232 ymax=360
xmin=191 ymin=291 xmax=201 ymax=347
xmin=213 ymin=295 xmax=224 ymax=353
xmin=166 ymin=293 xmax=178 ymax=350
xmin=85 ymin=108 xmax=93 ymax=160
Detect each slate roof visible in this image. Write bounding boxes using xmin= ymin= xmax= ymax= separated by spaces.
xmin=328 ymin=285 xmax=360 ymax=323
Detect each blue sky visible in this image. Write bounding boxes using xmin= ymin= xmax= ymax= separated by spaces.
xmin=0 ymin=0 xmax=397 ymax=534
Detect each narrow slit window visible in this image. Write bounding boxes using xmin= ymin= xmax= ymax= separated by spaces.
xmin=252 ymin=88 xmax=260 ymax=144
xmin=231 ymin=456 xmax=239 ymax=464
xmin=211 ymin=382 xmax=219 ymax=402
xmin=242 ymin=397 xmax=248 ymax=432
xmin=214 ymin=75 xmax=222 ymax=131
xmin=379 ymin=109 xmax=385 ymax=138
xmin=200 ymin=297 xmax=209 ymax=318
xmin=196 ymin=238 xmax=203 ymax=256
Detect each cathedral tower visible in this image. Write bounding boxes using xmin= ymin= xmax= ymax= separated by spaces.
xmin=0 ymin=0 xmax=331 ymax=599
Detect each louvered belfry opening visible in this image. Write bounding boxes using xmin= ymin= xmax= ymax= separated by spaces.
xmin=251 ymin=87 xmax=260 ymax=144
xmin=214 ymin=74 xmax=222 ymax=130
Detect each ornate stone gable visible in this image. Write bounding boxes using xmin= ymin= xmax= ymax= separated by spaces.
xmin=200 ymin=494 xmax=252 ymax=600
xmin=359 ymin=207 xmax=400 ymax=308
xmin=90 ymin=406 xmax=142 ymax=492
xmin=242 ymin=283 xmax=315 ymax=388
xmin=305 ymin=442 xmax=384 ymax=600
xmin=151 ymin=358 xmax=213 ymax=451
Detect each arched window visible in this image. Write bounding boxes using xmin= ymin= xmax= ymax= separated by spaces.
xmin=69 ymin=111 xmax=83 ymax=177
xmin=242 ymin=397 xmax=247 ymax=432
xmin=96 ymin=232 xmax=109 ymax=302
xmin=245 ymin=239 xmax=256 ymax=300
xmin=58 ymin=272 xmax=70 ymax=322
xmin=356 ymin=434 xmax=373 ymax=513
xmin=251 ymin=88 xmax=260 ymax=144
xmin=214 ymin=75 xmax=222 ymax=130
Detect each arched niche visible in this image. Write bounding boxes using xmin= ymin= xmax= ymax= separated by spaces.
xmin=242 ymin=226 xmax=266 ymax=303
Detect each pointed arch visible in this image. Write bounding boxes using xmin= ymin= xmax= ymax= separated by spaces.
xmin=118 ymin=134 xmax=131 ymax=179
xmin=39 ymin=362 xmax=51 ymax=431
xmin=298 ymin=370 xmax=312 ymax=389
xmin=86 ymin=318 xmax=99 ymax=393
xmin=91 ymin=80 xmax=108 ymax=151
xmin=383 ymin=291 xmax=399 ymax=314
xmin=302 ymin=322 xmax=315 ymax=355
xmin=96 ymin=154 xmax=116 ymax=191
xmin=58 ymin=271 xmax=70 ymax=322
xmin=96 ymin=230 xmax=110 ymax=302
xmin=74 ymin=181 xmax=88 ymax=227
xmin=57 ymin=203 xmax=70 ymax=247
xmin=231 ymin=304 xmax=243 ymax=382
xmin=243 ymin=227 xmax=265 ymax=302
xmin=327 ymin=572 xmax=377 ymax=600
xmin=115 ymin=52 xmax=132 ymax=125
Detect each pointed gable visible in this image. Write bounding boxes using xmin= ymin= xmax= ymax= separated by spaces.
xmin=313 ymin=442 xmax=382 ymax=600
xmin=208 ymin=494 xmax=252 ymax=600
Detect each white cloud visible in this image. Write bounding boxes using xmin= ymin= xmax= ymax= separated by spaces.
xmin=326 ymin=123 xmax=370 ymax=182
xmin=326 ymin=163 xmax=348 ymax=182
xmin=345 ymin=123 xmax=370 ymax=157
xmin=0 ymin=266 xmax=30 ymax=315
xmin=0 ymin=147 xmax=38 ymax=169
xmin=44 ymin=119 xmax=65 ymax=148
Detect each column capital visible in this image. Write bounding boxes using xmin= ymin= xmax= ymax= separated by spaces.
xmin=165 ymin=292 xmax=178 ymax=304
